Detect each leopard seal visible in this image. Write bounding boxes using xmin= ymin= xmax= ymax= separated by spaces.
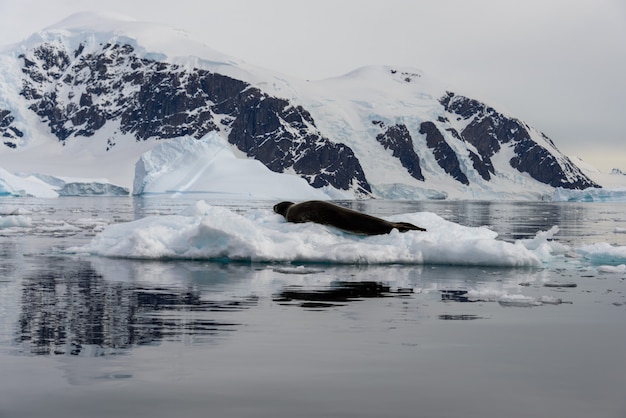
xmin=273 ymin=200 xmax=426 ymax=236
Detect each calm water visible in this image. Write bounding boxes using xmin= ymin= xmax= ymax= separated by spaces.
xmin=1 ymin=197 xmax=625 ymax=418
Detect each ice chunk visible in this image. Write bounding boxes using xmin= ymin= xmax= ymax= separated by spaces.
xmin=498 ymin=294 xmax=542 ymax=307
xmin=0 ymin=215 xmax=32 ymax=228
xmin=132 ymin=133 xmax=344 ymax=200
xmin=538 ymin=296 xmax=563 ymax=305
xmin=598 ymin=264 xmax=626 ymax=274
xmin=577 ymin=242 xmax=626 ymax=265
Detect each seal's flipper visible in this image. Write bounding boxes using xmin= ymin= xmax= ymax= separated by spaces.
xmin=391 ymin=222 xmax=427 ymax=232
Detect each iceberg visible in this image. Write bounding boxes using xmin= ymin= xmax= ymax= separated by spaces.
xmin=0 ymin=168 xmax=129 ymax=197
xmin=132 ymin=133 xmax=349 ymax=200
xmin=552 ymin=186 xmax=626 ymax=202
xmin=0 ymin=167 xmax=58 ymax=198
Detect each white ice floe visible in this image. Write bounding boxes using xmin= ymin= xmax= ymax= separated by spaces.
xmin=577 ymin=242 xmax=626 ymax=265
xmin=598 ymin=264 xmax=626 ymax=274
xmin=68 ymin=200 xmax=552 ymax=267
xmin=498 ymin=294 xmax=543 ymax=307
xmin=0 ymin=215 xmax=32 ymax=228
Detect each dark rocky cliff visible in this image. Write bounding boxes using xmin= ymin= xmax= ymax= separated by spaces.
xmin=439 ymin=92 xmax=597 ymax=189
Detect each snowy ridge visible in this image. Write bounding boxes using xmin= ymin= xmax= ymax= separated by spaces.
xmin=0 ymin=13 xmax=604 ymax=200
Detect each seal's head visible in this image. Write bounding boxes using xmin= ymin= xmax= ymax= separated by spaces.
xmin=273 ymin=201 xmax=294 ymax=217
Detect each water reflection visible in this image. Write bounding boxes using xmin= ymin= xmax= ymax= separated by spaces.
xmin=16 ymin=258 xmax=256 ymax=356
xmin=440 ymin=289 xmax=475 ymax=303
xmin=274 ymin=281 xmax=411 ymax=309
xmin=438 ymin=314 xmax=483 ymax=320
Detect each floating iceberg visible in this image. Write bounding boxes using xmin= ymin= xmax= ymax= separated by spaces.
xmin=0 ymin=167 xmax=58 ymax=198
xmin=132 ymin=133 xmax=348 ymax=200
xmin=0 ymin=168 xmax=129 ymax=197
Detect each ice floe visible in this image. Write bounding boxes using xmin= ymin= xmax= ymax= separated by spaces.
xmin=68 ymin=200 xmax=555 ymax=267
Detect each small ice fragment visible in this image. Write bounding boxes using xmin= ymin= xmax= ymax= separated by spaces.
xmin=598 ymin=264 xmax=626 ymax=274
xmin=539 ymin=296 xmax=563 ymax=305
xmin=498 ymin=294 xmax=541 ymax=307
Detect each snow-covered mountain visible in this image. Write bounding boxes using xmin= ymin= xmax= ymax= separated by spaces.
xmin=0 ymin=12 xmax=600 ymax=199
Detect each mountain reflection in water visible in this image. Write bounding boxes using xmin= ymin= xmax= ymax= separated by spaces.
xmin=16 ymin=258 xmax=257 ymax=356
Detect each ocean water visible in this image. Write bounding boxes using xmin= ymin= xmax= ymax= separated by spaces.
xmin=1 ymin=197 xmax=625 ymax=418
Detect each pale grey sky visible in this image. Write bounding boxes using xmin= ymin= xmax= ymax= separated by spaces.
xmin=1 ymin=0 xmax=624 ymax=171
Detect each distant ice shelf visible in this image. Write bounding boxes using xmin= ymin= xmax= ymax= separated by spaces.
xmin=552 ymin=187 xmax=626 ymax=202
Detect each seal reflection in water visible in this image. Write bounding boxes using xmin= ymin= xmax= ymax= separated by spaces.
xmin=273 ymin=200 xmax=426 ymax=236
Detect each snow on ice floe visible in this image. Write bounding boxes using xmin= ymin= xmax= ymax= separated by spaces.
xmin=132 ymin=133 xmax=350 ymax=200
xmin=68 ymin=200 xmax=551 ymax=267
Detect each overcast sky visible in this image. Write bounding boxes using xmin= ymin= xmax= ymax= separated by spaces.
xmin=1 ymin=0 xmax=624 ymax=171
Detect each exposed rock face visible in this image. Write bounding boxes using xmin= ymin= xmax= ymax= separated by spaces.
xmin=419 ymin=121 xmax=470 ymax=186
xmin=0 ymin=109 xmax=23 ymax=148
xmin=17 ymin=42 xmax=371 ymax=194
xmin=439 ymin=92 xmax=597 ymax=189
xmin=373 ymin=121 xmax=424 ymax=181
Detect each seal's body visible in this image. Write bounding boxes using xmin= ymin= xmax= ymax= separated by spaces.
xmin=273 ymin=200 xmax=426 ymax=236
